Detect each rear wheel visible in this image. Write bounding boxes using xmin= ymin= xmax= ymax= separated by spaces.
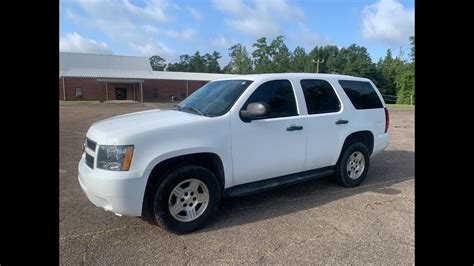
xmin=152 ymin=165 xmax=221 ymax=233
xmin=336 ymin=142 xmax=370 ymax=187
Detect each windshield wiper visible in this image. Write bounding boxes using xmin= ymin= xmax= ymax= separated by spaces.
xmin=181 ymin=106 xmax=206 ymax=116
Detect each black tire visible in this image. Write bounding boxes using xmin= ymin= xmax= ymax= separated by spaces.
xmin=152 ymin=165 xmax=221 ymax=234
xmin=335 ymin=142 xmax=370 ymax=187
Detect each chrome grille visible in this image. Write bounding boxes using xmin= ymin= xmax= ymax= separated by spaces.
xmin=86 ymin=138 xmax=97 ymax=151
xmin=84 ymin=137 xmax=97 ymax=169
xmin=85 ymin=153 xmax=94 ymax=169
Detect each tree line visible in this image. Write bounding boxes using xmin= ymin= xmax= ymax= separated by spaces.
xmin=149 ymin=36 xmax=414 ymax=104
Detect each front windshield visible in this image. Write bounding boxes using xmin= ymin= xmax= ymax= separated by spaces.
xmin=176 ymin=79 xmax=253 ymax=117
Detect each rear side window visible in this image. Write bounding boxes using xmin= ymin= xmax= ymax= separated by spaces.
xmin=243 ymin=79 xmax=298 ymax=119
xmin=338 ymin=80 xmax=383 ymax=109
xmin=301 ymin=79 xmax=340 ymax=114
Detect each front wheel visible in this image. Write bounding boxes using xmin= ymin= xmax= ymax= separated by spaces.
xmin=335 ymin=142 xmax=370 ymax=187
xmin=152 ymin=165 xmax=221 ymax=233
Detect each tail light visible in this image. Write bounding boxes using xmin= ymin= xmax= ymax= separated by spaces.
xmin=384 ymin=107 xmax=389 ymax=133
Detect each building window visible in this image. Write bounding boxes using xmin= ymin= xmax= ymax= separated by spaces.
xmin=153 ymin=88 xmax=159 ymax=98
xmin=75 ymin=87 xmax=82 ymax=98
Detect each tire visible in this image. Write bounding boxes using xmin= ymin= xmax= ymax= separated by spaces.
xmin=335 ymin=142 xmax=370 ymax=188
xmin=152 ymin=165 xmax=221 ymax=233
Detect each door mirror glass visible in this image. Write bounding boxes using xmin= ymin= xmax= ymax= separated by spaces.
xmin=240 ymin=102 xmax=270 ymax=122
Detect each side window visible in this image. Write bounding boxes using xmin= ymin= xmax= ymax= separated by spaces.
xmin=243 ymin=79 xmax=298 ymax=119
xmin=301 ymin=79 xmax=340 ymax=114
xmin=75 ymin=87 xmax=82 ymax=98
xmin=338 ymin=80 xmax=383 ymax=109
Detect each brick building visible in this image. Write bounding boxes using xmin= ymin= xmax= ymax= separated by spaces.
xmin=59 ymin=52 xmax=235 ymax=102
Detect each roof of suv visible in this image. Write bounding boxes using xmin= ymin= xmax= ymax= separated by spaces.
xmin=214 ymin=73 xmax=371 ymax=82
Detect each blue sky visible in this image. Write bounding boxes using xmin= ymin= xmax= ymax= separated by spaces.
xmin=60 ymin=0 xmax=414 ymax=66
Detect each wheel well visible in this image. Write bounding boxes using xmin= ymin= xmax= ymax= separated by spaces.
xmin=341 ymin=131 xmax=374 ymax=155
xmin=141 ymin=153 xmax=225 ymax=217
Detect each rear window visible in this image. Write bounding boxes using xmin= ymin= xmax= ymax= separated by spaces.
xmin=338 ymin=80 xmax=383 ymax=109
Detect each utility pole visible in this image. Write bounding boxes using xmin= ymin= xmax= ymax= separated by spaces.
xmin=313 ymin=59 xmax=324 ymax=73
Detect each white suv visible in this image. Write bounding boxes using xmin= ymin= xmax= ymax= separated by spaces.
xmin=78 ymin=73 xmax=389 ymax=233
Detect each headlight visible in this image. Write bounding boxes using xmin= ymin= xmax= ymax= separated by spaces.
xmin=97 ymin=145 xmax=134 ymax=171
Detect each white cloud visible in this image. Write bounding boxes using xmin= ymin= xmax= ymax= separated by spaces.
xmin=65 ymin=0 xmax=205 ymax=61
xmin=142 ymin=24 xmax=159 ymax=34
xmin=212 ymin=0 xmax=304 ymax=38
xmin=289 ymin=23 xmax=332 ymax=49
xmin=211 ymin=35 xmax=230 ymax=48
xmin=129 ymin=42 xmax=175 ymax=59
xmin=254 ymin=0 xmax=304 ymax=20
xmin=122 ymin=0 xmax=173 ymax=23
xmin=75 ymin=0 xmax=174 ymax=23
xmin=60 ymin=32 xmax=113 ymax=54
xmin=227 ymin=18 xmax=280 ymax=38
xmin=212 ymin=0 xmax=247 ymax=14
xmin=161 ymin=28 xmax=196 ymax=41
xmin=361 ymin=0 xmax=414 ymax=45
xmin=186 ymin=6 xmax=203 ymax=21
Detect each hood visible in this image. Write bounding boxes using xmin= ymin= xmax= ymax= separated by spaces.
xmin=87 ymin=109 xmax=208 ymax=144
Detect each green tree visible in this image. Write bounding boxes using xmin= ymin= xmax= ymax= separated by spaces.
xmin=167 ymin=52 xmax=221 ymax=73
xmin=396 ymin=36 xmax=415 ymax=104
xmin=149 ymin=55 xmax=166 ymax=71
xmin=304 ymin=46 xmax=319 ymax=73
xmin=321 ymin=45 xmax=340 ymax=73
xmin=334 ymin=44 xmax=378 ymax=82
xmin=376 ymin=49 xmax=405 ymax=95
xmin=203 ymin=51 xmax=222 ymax=73
xmin=211 ymin=51 xmax=222 ymax=73
xmin=270 ymin=36 xmax=290 ymax=72
xmin=228 ymin=43 xmax=252 ymax=74
xmin=290 ymin=46 xmax=307 ymax=72
xmin=252 ymin=37 xmax=273 ymax=73
xmin=189 ymin=51 xmax=206 ymax=72
xmin=396 ymin=64 xmax=414 ymax=104
xmin=304 ymin=45 xmax=339 ymax=73
xmin=222 ymin=63 xmax=232 ymax=74
xmin=409 ymin=36 xmax=415 ymax=63
xmin=166 ymin=54 xmax=191 ymax=72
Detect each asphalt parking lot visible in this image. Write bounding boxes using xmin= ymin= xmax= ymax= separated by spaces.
xmin=60 ymin=102 xmax=414 ymax=264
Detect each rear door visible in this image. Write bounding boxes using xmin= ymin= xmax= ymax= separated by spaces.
xmin=231 ymin=79 xmax=307 ymax=185
xmin=298 ymin=78 xmax=348 ymax=170
xmin=337 ymin=80 xmax=386 ymax=137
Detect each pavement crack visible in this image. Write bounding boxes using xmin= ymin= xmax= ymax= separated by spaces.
xmin=81 ymin=234 xmax=95 ymax=264
xmin=330 ymin=224 xmax=352 ymax=239
xmin=178 ymin=235 xmax=191 ymax=265
xmin=60 ymin=224 xmax=147 ymax=241
xmin=60 ymin=129 xmax=86 ymax=135
xmin=349 ymin=237 xmax=414 ymax=254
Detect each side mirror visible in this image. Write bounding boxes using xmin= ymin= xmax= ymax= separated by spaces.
xmin=240 ymin=102 xmax=270 ymax=122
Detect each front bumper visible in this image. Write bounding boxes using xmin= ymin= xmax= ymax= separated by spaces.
xmin=78 ymin=154 xmax=147 ymax=216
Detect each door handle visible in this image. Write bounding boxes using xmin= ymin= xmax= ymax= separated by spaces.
xmin=335 ymin=119 xmax=349 ymax=125
xmin=287 ymin=125 xmax=304 ymax=131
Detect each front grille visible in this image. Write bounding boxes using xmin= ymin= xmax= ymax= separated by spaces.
xmin=86 ymin=138 xmax=97 ymax=151
xmin=85 ymin=153 xmax=94 ymax=169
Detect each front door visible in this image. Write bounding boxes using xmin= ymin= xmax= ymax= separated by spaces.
xmin=231 ymin=79 xmax=307 ymax=185
xmin=115 ymin=88 xmax=127 ymax=100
